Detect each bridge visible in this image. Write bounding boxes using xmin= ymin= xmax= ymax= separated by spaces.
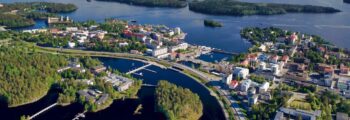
xmin=126 ymin=64 xmax=152 ymax=74
xmin=29 ymin=103 xmax=58 ymax=120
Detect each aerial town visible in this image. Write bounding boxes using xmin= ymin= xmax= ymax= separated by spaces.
xmin=17 ymin=16 xmax=350 ymax=120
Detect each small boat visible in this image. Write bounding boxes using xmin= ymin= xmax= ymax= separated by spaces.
xmin=131 ymin=20 xmax=137 ymax=23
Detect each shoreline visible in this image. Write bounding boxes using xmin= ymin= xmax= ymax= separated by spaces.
xmin=8 ymin=89 xmax=52 ymax=108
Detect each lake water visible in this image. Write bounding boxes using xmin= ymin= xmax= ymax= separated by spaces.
xmin=3 ymin=0 xmax=350 ymax=52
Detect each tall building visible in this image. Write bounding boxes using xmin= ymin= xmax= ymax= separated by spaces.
xmin=222 ymin=73 xmax=233 ymax=85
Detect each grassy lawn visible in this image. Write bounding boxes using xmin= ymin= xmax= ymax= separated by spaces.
xmin=289 ymin=99 xmax=312 ymax=111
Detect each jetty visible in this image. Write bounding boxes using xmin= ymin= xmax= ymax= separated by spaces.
xmin=126 ymin=64 xmax=152 ymax=74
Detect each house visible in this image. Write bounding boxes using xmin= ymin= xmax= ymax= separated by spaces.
xmin=248 ymin=87 xmax=256 ymax=96
xmin=259 ymin=82 xmax=270 ymax=93
xmin=247 ymin=53 xmax=258 ymax=62
xmin=0 ymin=4 xmax=3 ymax=7
xmin=318 ymin=63 xmax=334 ymax=77
xmin=240 ymin=79 xmax=252 ymax=92
xmin=240 ymin=60 xmax=249 ymax=67
xmin=117 ymin=80 xmax=133 ymax=91
xmin=68 ymin=41 xmax=76 ymax=48
xmin=336 ymin=112 xmax=349 ymax=120
xmin=287 ymin=33 xmax=298 ymax=45
xmin=288 ymin=63 xmax=306 ymax=72
xmin=91 ymin=65 xmax=107 ymax=74
xmin=78 ymin=90 xmax=96 ymax=102
xmin=233 ymin=67 xmax=249 ymax=79
xmin=119 ymin=42 xmax=129 ymax=47
xmin=103 ymin=73 xmax=134 ymax=91
xmin=281 ymin=55 xmax=289 ymax=63
xmin=222 ymin=73 xmax=233 ymax=85
xmin=248 ymin=95 xmax=258 ymax=106
xmin=271 ymin=64 xmax=280 ymax=75
xmin=229 ymin=80 xmax=239 ymax=89
xmin=337 ymin=77 xmax=349 ymax=91
xmin=340 ymin=64 xmax=349 ymax=76
xmin=96 ymin=94 xmax=109 ymax=105
xmin=66 ymin=27 xmax=78 ymax=32
xmin=274 ymin=111 xmax=284 ymax=120
xmin=259 ymin=44 xmax=267 ymax=52
xmin=174 ymin=27 xmax=181 ymax=35
xmin=269 ymin=55 xmax=279 ymax=63
xmin=260 ymin=92 xmax=272 ymax=101
xmin=259 ymin=62 xmax=267 ymax=70
xmin=278 ymin=107 xmax=321 ymax=120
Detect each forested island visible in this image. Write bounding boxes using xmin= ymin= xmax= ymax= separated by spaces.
xmin=96 ymin=0 xmax=187 ymax=8
xmin=204 ymin=19 xmax=223 ymax=27
xmin=155 ymin=80 xmax=203 ymax=120
xmin=189 ymin=0 xmax=341 ymax=16
xmin=0 ymin=2 xmax=77 ymax=28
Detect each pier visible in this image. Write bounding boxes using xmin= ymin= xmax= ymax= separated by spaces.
xmin=72 ymin=112 xmax=86 ymax=120
xmin=126 ymin=64 xmax=152 ymax=74
xmin=29 ymin=103 xmax=58 ymax=120
xmin=212 ymin=49 xmax=238 ymax=55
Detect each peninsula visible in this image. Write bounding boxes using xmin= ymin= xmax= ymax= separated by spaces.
xmin=96 ymin=0 xmax=187 ymax=8
xmin=0 ymin=2 xmax=77 ymax=28
xmin=189 ymin=0 xmax=341 ymax=16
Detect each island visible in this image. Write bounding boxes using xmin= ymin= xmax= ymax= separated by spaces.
xmin=155 ymin=80 xmax=203 ymax=120
xmin=0 ymin=2 xmax=77 ymax=28
xmin=189 ymin=0 xmax=341 ymax=16
xmin=96 ymin=0 xmax=187 ymax=8
xmin=204 ymin=19 xmax=223 ymax=27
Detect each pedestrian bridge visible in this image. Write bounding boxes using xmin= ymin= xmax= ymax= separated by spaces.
xmin=126 ymin=64 xmax=152 ymax=74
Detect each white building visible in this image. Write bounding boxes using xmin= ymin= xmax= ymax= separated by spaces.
xmin=119 ymin=42 xmax=129 ymax=47
xmin=170 ymin=43 xmax=189 ymax=52
xmin=174 ymin=27 xmax=181 ymax=35
xmin=248 ymin=95 xmax=258 ymax=106
xmin=259 ymin=82 xmax=270 ymax=93
xmin=271 ymin=64 xmax=280 ymax=75
xmin=259 ymin=62 xmax=267 ymax=70
xmin=240 ymin=79 xmax=251 ymax=92
xmin=66 ymin=27 xmax=78 ymax=32
xmin=152 ymin=47 xmax=169 ymax=59
xmin=222 ymin=73 xmax=233 ymax=85
xmin=233 ymin=67 xmax=249 ymax=79
xmin=68 ymin=42 xmax=76 ymax=48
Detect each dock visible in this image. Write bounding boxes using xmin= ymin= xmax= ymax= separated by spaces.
xmin=29 ymin=103 xmax=58 ymax=120
xmin=126 ymin=64 xmax=152 ymax=74
xmin=212 ymin=49 xmax=239 ymax=55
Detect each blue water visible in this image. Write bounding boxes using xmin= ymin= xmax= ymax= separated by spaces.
xmin=198 ymin=52 xmax=231 ymax=63
xmin=3 ymin=0 xmax=350 ymax=52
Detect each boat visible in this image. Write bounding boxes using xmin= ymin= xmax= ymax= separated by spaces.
xmin=87 ymin=0 xmax=92 ymax=2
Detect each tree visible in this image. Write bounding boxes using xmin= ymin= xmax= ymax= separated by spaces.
xmin=155 ymin=80 xmax=203 ymax=120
